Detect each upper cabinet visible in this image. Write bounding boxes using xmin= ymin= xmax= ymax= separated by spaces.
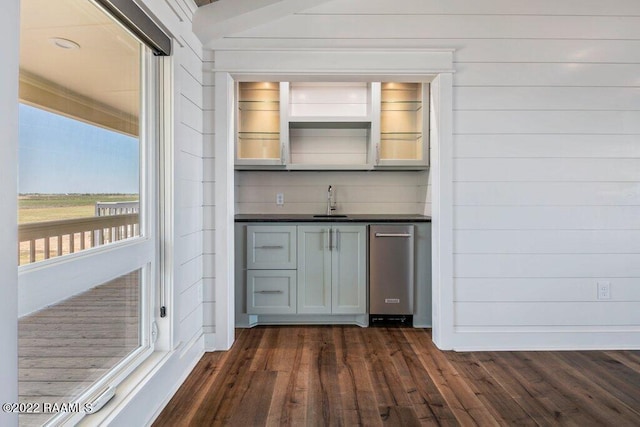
xmin=234 ymin=80 xmax=429 ymax=170
xmin=235 ymin=82 xmax=285 ymax=167
xmin=374 ymin=82 xmax=429 ymax=169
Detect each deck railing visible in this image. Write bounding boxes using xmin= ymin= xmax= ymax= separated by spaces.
xmin=95 ymin=201 xmax=139 ymax=216
xmin=18 ymin=201 xmax=140 ymax=265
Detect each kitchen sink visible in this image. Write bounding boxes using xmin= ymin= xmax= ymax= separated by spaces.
xmin=313 ymin=214 xmax=348 ymax=218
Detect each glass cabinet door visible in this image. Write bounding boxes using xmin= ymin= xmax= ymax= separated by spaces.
xmin=377 ymin=82 xmax=428 ymax=168
xmin=236 ymin=82 xmax=284 ymax=166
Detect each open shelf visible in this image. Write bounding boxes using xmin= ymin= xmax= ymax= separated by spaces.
xmin=289 ymin=119 xmax=371 ymax=129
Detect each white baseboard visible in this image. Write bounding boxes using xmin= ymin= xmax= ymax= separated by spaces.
xmin=144 ymin=341 xmax=204 ymax=425
xmin=449 ymin=328 xmax=640 ymax=351
xmin=204 ymin=332 xmax=217 ymax=351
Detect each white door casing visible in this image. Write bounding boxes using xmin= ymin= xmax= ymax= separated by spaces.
xmin=212 ymin=48 xmax=454 ymax=350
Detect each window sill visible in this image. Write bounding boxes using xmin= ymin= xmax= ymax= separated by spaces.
xmin=73 ymin=351 xmax=171 ymax=427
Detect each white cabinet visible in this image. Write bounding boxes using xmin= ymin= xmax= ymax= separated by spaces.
xmin=296 ymin=226 xmax=331 ymax=313
xmin=372 ymin=82 xmax=429 ymax=169
xmin=246 ymin=225 xmax=297 ymax=315
xmin=244 ymin=223 xmax=366 ymax=316
xmin=297 ymin=225 xmax=366 ymax=315
xmin=234 ymin=80 xmax=429 ymax=170
xmin=246 ymin=225 xmax=296 ymax=270
xmin=235 ymin=82 xmax=287 ymax=167
xmin=247 ymin=270 xmax=297 ymax=315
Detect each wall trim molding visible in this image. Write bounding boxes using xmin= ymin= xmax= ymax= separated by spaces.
xmin=213 ymin=47 xmax=455 ymax=350
xmin=203 ymin=332 xmax=217 ymax=351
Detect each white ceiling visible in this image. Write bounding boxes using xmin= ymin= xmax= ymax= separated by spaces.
xmin=193 ymin=0 xmax=332 ymax=46
xmin=20 ymin=0 xmax=141 ymax=118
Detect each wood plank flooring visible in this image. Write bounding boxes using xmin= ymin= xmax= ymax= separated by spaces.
xmin=154 ymin=326 xmax=640 ymax=426
xmin=18 ymin=271 xmax=139 ymax=427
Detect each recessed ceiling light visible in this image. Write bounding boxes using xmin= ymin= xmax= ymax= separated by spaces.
xmin=49 ymin=37 xmax=80 ymax=50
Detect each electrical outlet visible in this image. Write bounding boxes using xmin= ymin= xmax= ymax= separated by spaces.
xmin=276 ymin=192 xmax=284 ymax=206
xmin=597 ymin=281 xmax=611 ymax=300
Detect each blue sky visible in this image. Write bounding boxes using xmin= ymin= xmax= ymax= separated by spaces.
xmin=18 ymin=104 xmax=139 ymax=194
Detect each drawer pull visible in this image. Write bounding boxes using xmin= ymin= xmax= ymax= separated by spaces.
xmin=255 ymin=245 xmax=284 ymax=249
xmin=374 ymin=233 xmax=412 ymax=238
xmin=255 ymin=290 xmax=284 ymax=294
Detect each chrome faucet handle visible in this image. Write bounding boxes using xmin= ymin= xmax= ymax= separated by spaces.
xmin=327 ymin=185 xmax=336 ymax=215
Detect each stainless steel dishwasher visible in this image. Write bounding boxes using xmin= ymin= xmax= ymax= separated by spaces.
xmin=369 ymin=224 xmax=414 ymax=325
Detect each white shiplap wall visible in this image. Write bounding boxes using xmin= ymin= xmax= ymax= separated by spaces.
xmin=209 ymin=0 xmax=640 ymax=349
xmin=235 ymin=170 xmax=430 ymax=215
xmin=202 ymin=50 xmax=216 ymax=346
xmin=162 ymin=0 xmax=205 ymax=353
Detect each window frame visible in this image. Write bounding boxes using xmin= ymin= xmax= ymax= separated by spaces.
xmin=17 ymin=1 xmax=168 ymax=423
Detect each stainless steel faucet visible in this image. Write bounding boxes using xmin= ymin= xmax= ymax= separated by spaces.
xmin=326 ymin=185 xmax=337 ymax=215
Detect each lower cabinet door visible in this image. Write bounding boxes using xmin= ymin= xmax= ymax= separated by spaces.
xmin=332 ymin=225 xmax=367 ymax=314
xmin=247 ymin=270 xmax=297 ymax=315
xmin=297 ymin=226 xmax=332 ymax=314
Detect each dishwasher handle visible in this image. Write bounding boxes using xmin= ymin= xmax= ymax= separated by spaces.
xmin=374 ymin=233 xmax=412 ymax=238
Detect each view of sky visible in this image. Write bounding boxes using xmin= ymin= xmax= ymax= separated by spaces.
xmin=18 ymin=104 xmax=139 ymax=194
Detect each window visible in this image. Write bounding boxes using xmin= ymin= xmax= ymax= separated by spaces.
xmin=18 ymin=0 xmax=168 ymax=424
xmin=18 ymin=0 xmax=144 ymax=265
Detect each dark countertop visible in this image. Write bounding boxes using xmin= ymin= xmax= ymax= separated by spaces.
xmin=235 ymin=214 xmax=431 ymax=223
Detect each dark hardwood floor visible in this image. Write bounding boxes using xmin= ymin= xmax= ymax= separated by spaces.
xmin=153 ymin=326 xmax=640 ymax=426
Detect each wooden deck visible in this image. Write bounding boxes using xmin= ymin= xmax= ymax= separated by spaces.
xmin=154 ymin=326 xmax=640 ymax=426
xmin=18 ymin=272 xmax=139 ymax=426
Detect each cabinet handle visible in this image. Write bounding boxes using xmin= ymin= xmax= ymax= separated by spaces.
xmin=255 ymin=245 xmax=284 ymax=249
xmin=280 ymin=143 xmax=285 ymax=164
xmin=376 ymin=143 xmax=380 ymax=164
xmin=335 ymin=229 xmax=340 ymax=251
xmin=374 ymin=233 xmax=412 ymax=238
xmin=254 ymin=290 xmax=284 ymax=294
xmin=328 ymin=228 xmax=333 ymax=250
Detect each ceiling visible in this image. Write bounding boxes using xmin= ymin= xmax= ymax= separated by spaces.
xmin=20 ymin=0 xmax=141 ymax=129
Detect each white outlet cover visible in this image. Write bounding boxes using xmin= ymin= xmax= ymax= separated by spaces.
xmin=597 ymin=281 xmax=611 ymax=300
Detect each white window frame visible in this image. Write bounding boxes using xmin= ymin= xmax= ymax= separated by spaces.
xmin=17 ymin=5 xmax=167 ymax=424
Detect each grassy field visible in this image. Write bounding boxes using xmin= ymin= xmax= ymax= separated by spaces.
xmin=19 ymin=194 xmax=139 ymax=223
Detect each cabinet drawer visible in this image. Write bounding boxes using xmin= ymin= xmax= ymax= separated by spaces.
xmin=247 ymin=226 xmax=297 ymax=269
xmin=247 ymin=270 xmax=297 ymax=315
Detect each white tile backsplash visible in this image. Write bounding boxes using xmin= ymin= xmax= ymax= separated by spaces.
xmin=235 ymin=170 xmax=431 ymax=215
